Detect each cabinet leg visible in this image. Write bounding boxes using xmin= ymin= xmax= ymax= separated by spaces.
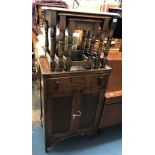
xmin=98 ymin=128 xmax=105 ymax=136
xmin=98 ymin=128 xmax=102 ymax=134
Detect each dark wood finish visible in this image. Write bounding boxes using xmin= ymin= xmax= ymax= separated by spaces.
xmin=49 ymin=26 xmax=56 ymax=58
xmin=44 ymin=20 xmax=49 ymax=54
xmin=49 ymin=26 xmax=56 ymax=71
xmin=42 ymin=7 xmax=119 ymax=71
xmin=36 ymin=7 xmax=120 ymax=152
xmin=86 ymin=31 xmax=92 ymax=50
xmin=68 ymin=30 xmax=73 ymax=57
xmin=38 ymin=56 xmax=111 ymax=151
xmin=81 ymin=30 xmax=87 ymax=50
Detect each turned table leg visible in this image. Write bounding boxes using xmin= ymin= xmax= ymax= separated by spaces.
xmin=99 ymin=18 xmax=110 ymax=68
xmin=64 ymin=30 xmax=73 ymax=71
xmin=104 ymin=17 xmax=118 ymax=66
xmin=44 ymin=20 xmax=50 ymax=54
xmin=81 ymin=30 xmax=87 ymax=52
xmin=68 ymin=30 xmax=73 ymax=57
xmin=49 ymin=26 xmax=56 ymax=71
xmin=93 ymin=23 xmax=100 ymax=69
xmin=85 ymin=31 xmax=92 ymax=52
xmin=90 ymin=32 xmax=95 ymax=55
xmin=57 ymin=29 xmax=65 ymax=71
xmin=56 ymin=15 xmax=67 ymax=71
xmin=90 ymin=31 xmax=100 ymax=69
xmin=98 ymin=28 xmax=104 ymax=68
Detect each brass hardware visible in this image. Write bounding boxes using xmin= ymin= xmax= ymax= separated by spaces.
xmin=72 ymin=110 xmax=82 ymax=119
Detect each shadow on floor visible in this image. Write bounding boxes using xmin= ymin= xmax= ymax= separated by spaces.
xmin=32 ymin=124 xmax=122 ymax=155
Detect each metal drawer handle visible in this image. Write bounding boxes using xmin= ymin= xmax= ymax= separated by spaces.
xmin=72 ymin=110 xmax=82 ymax=119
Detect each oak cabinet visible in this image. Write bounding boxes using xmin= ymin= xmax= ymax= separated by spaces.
xmin=36 ymin=6 xmax=120 ymax=152
xmin=39 ymin=57 xmax=111 ymax=151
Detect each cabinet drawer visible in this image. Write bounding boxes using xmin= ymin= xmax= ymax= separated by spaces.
xmin=45 ymin=74 xmax=104 ymax=92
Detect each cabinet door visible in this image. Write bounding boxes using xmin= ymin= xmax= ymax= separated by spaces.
xmin=46 ymin=96 xmax=74 ymax=137
xmin=75 ymin=89 xmax=104 ymax=134
xmin=45 ymin=77 xmax=76 ymax=138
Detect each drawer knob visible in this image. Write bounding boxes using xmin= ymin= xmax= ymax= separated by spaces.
xmin=98 ymin=76 xmax=103 ymax=85
xmin=54 ymin=80 xmax=59 ymax=90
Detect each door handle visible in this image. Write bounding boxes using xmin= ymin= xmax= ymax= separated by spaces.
xmin=72 ymin=110 xmax=82 ymax=119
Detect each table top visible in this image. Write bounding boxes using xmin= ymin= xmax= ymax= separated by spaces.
xmin=41 ymin=6 xmax=120 ymax=18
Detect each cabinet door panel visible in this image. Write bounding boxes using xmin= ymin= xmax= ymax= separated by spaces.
xmin=77 ymin=91 xmax=100 ymax=130
xmin=46 ymin=96 xmax=74 ymax=137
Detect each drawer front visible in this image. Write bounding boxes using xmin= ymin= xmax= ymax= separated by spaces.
xmin=45 ymin=74 xmax=104 ymax=93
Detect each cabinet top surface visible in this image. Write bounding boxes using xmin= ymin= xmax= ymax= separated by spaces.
xmin=38 ymin=57 xmax=111 ymax=78
xmin=41 ymin=6 xmax=120 ymax=18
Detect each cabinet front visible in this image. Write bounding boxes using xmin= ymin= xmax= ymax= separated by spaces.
xmin=44 ymin=74 xmax=105 ymax=138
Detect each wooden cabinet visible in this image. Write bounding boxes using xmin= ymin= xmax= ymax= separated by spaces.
xmin=36 ymin=7 xmax=120 ymax=152
xmin=39 ymin=57 xmax=111 ymax=151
